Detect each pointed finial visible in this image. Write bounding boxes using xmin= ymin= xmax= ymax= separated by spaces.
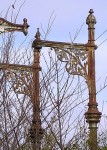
xmin=32 ymin=28 xmax=42 ymax=49
xmin=89 ymin=9 xmax=94 ymax=14
xmin=23 ymin=18 xmax=29 ymax=36
xmin=86 ymin=9 xmax=97 ymax=45
xmin=23 ymin=18 xmax=27 ymax=25
xmin=86 ymin=9 xmax=96 ymax=26
xmin=35 ymin=28 xmax=41 ymax=40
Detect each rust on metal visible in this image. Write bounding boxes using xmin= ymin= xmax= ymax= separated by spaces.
xmin=0 ymin=63 xmax=32 ymax=71
xmin=39 ymin=9 xmax=101 ymax=150
xmin=85 ymin=9 xmax=101 ymax=150
xmin=0 ymin=18 xmax=29 ymax=35
xmin=0 ymin=9 xmax=102 ymax=150
xmin=29 ymin=28 xmax=44 ymax=150
xmin=41 ymin=40 xmax=87 ymax=50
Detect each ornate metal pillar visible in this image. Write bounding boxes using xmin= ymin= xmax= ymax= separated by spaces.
xmin=29 ymin=28 xmax=44 ymax=150
xmin=38 ymin=9 xmax=101 ymax=150
xmin=0 ymin=18 xmax=44 ymax=149
xmin=0 ymin=10 xmax=102 ymax=150
xmin=85 ymin=9 xmax=101 ymax=150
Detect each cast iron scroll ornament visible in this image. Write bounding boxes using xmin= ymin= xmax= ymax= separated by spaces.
xmin=6 ymin=69 xmax=33 ymax=97
xmin=0 ymin=63 xmax=32 ymax=96
xmin=52 ymin=47 xmax=88 ymax=80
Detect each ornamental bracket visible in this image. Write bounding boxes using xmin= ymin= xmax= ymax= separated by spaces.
xmin=0 ymin=18 xmax=29 ymax=35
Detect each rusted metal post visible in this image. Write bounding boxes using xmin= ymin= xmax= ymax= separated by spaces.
xmin=37 ymin=9 xmax=102 ymax=150
xmin=29 ymin=28 xmax=44 ymax=150
xmin=85 ymin=9 xmax=101 ymax=150
xmin=0 ymin=18 xmax=44 ymax=149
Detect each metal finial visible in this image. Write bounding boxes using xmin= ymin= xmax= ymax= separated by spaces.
xmin=23 ymin=18 xmax=27 ymax=25
xmin=86 ymin=9 xmax=96 ymax=25
xmin=35 ymin=28 xmax=41 ymax=40
xmin=32 ymin=28 xmax=42 ymax=49
xmin=89 ymin=9 xmax=94 ymax=14
xmin=23 ymin=18 xmax=29 ymax=36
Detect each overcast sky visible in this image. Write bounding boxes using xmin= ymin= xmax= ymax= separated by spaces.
xmin=0 ymin=0 xmax=107 ymax=115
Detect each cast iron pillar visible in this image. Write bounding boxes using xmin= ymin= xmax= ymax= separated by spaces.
xmin=85 ymin=9 xmax=101 ymax=150
xmin=27 ymin=9 xmax=102 ymax=150
xmin=29 ymin=28 xmax=44 ymax=150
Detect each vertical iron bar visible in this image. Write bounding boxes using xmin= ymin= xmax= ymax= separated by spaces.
xmin=85 ymin=9 xmax=101 ymax=150
xmin=30 ymin=28 xmax=44 ymax=150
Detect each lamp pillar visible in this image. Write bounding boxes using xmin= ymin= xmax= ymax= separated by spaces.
xmin=85 ymin=9 xmax=101 ymax=150
xmin=29 ymin=28 xmax=44 ymax=150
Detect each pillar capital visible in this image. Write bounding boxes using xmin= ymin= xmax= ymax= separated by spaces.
xmin=32 ymin=28 xmax=42 ymax=49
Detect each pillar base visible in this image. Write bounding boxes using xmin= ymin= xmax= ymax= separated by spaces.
xmin=85 ymin=107 xmax=101 ymax=150
xmin=85 ymin=108 xmax=102 ymax=126
xmin=29 ymin=127 xmax=44 ymax=140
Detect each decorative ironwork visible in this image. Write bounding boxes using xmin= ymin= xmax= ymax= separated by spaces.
xmin=40 ymin=9 xmax=102 ymax=150
xmin=5 ymin=69 xmax=32 ymax=96
xmin=0 ymin=63 xmax=33 ymax=96
xmin=53 ymin=47 xmax=88 ymax=79
xmin=0 ymin=18 xmax=29 ymax=35
xmin=0 ymin=9 xmax=102 ymax=150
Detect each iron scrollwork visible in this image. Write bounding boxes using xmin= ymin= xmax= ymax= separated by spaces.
xmin=52 ymin=47 xmax=88 ymax=80
xmin=6 ymin=69 xmax=33 ymax=97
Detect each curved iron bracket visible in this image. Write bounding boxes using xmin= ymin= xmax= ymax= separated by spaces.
xmin=52 ymin=47 xmax=88 ymax=80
